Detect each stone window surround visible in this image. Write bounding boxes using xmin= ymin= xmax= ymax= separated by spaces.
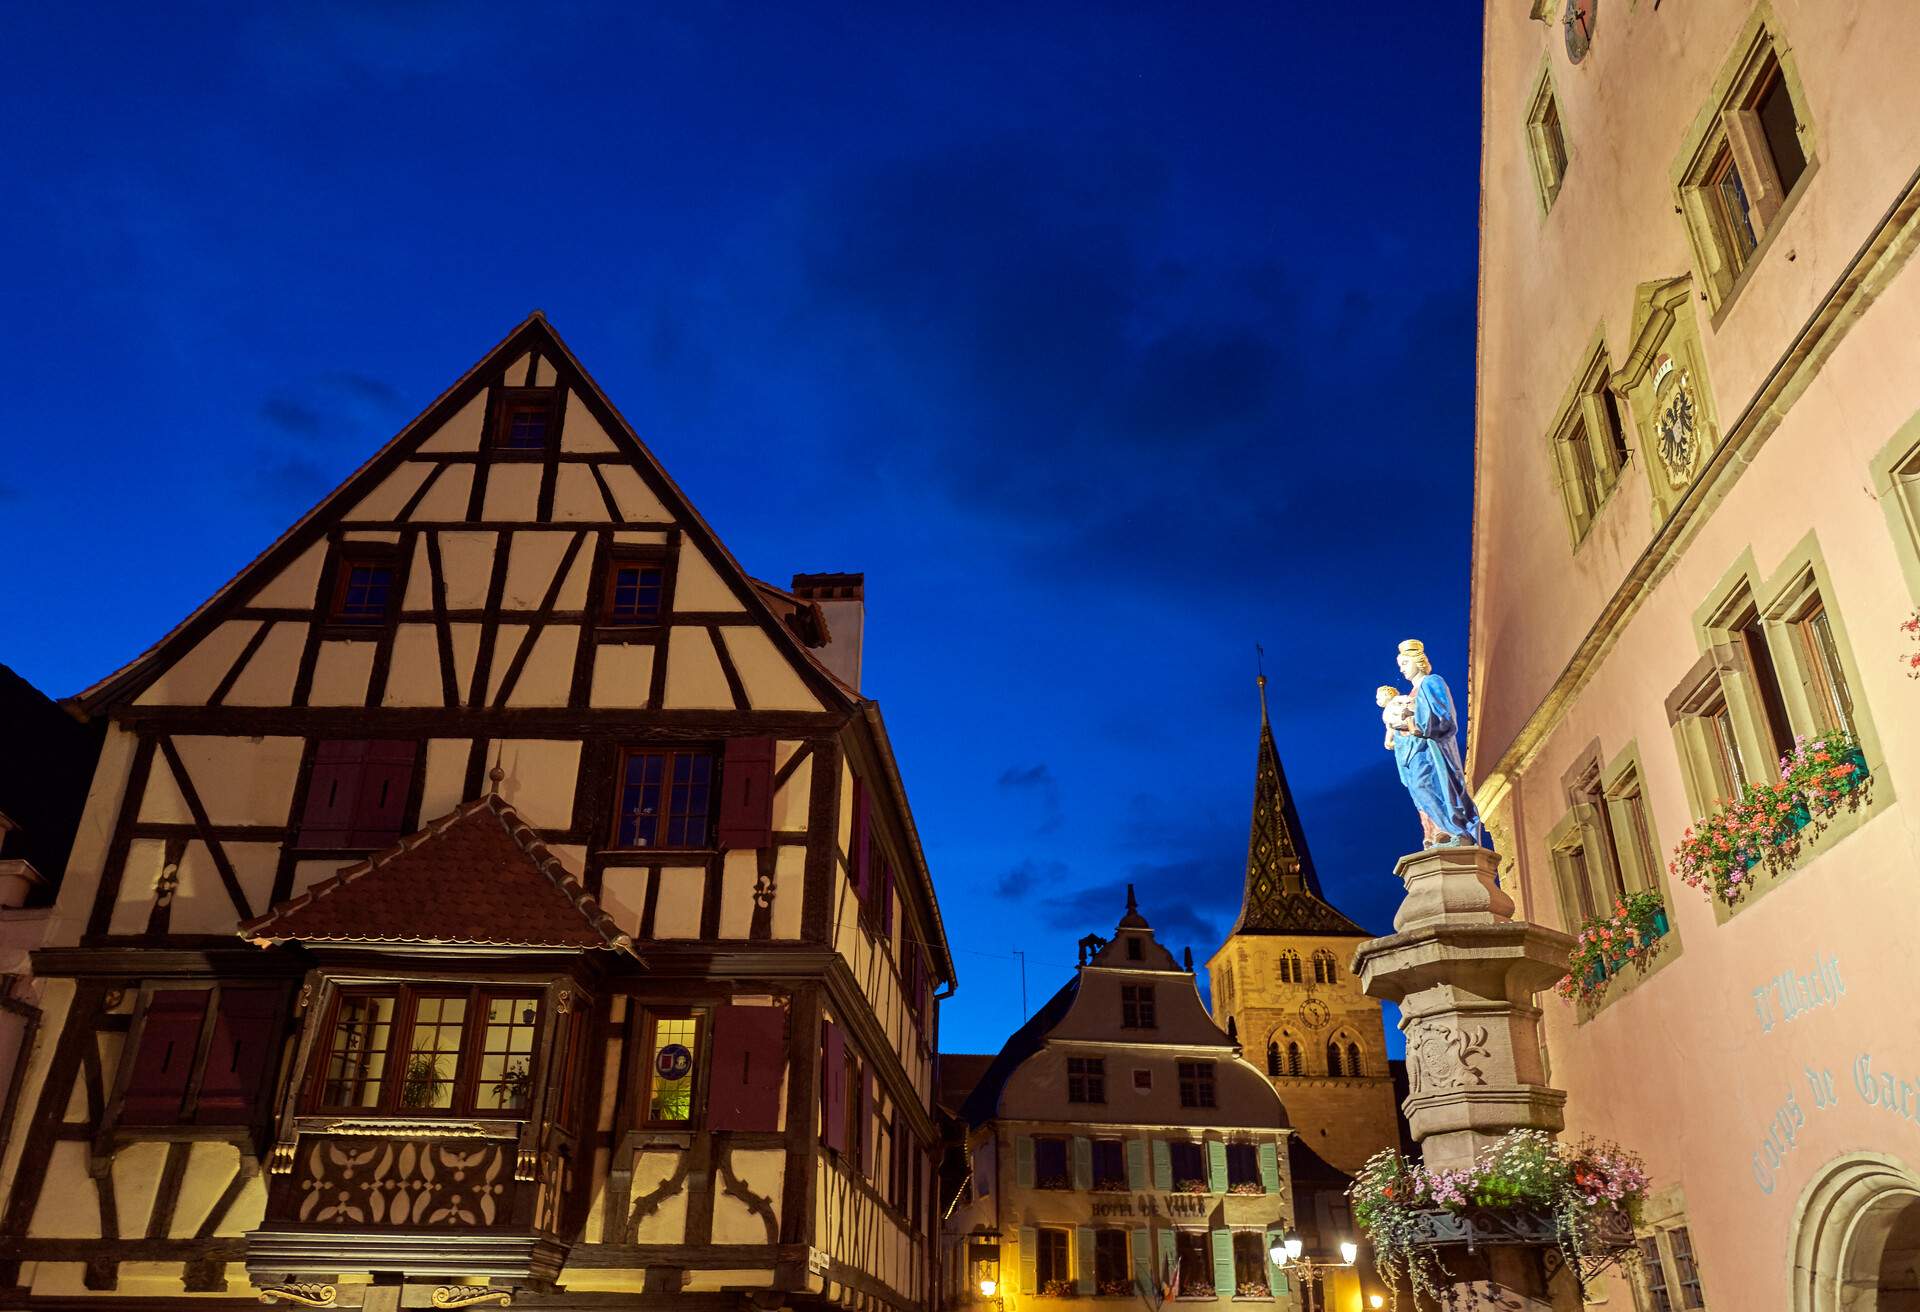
xmin=1866 ymin=409 xmax=1920 ymax=601
xmin=1546 ymin=330 xmax=1635 ymax=548
xmin=1543 ymin=741 xmax=1684 ymax=1021
xmin=1669 ymin=3 xmax=1819 ymax=318
xmin=1666 ymin=537 xmax=1891 ymax=922
xmin=1524 ymin=56 xmax=1570 ymax=216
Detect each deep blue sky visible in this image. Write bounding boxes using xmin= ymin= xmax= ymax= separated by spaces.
xmin=1 ymin=5 xmax=1481 ymax=1056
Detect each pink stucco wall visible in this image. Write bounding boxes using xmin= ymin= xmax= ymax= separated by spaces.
xmin=1470 ymin=2 xmax=1920 ymax=1305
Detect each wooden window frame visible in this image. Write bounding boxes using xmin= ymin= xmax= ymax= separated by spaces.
xmin=1224 ymin=1142 xmax=1261 ymax=1189
xmin=1035 ymin=1227 xmax=1072 ymax=1290
xmin=1176 ymin=1061 xmax=1216 ymax=1109
xmin=304 ymin=983 xmax=546 ymax=1120
xmin=1067 ymin=1056 xmax=1106 ymax=1105
xmin=610 ymin=745 xmax=719 ymax=851
xmin=324 ymin=543 xmax=402 ymax=631
xmin=1550 ymin=342 xmax=1634 ymax=546
xmin=1232 ymin=1231 xmax=1270 ymax=1293
xmin=1091 ymin=1137 xmax=1127 ymax=1189
xmin=597 ymin=545 xmax=676 ymax=630
xmin=1675 ymin=27 xmax=1816 ymax=311
xmin=1033 ymin=1135 xmax=1070 ymax=1191
xmin=1120 ymin=984 xmax=1156 ymax=1031
xmin=1094 ymin=1228 xmax=1131 ymax=1289
xmin=1168 ymin=1142 xmax=1207 ymax=1191
xmin=488 ymin=386 xmax=562 ymax=459
xmin=636 ymin=1005 xmax=707 ymax=1129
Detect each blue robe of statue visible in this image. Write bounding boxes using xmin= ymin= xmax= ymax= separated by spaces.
xmin=1407 ymin=673 xmax=1482 ymax=843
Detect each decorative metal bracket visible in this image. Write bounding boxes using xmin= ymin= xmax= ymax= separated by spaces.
xmin=431 ymin=1288 xmax=512 ymax=1309
xmin=268 ymin=1141 xmax=297 ymax=1175
xmin=258 ymin=1283 xmax=338 ymax=1308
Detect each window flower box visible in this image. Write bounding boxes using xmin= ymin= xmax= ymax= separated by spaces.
xmin=1176 ymin=1283 xmax=1215 ymax=1299
xmin=1351 ymin=1131 xmax=1646 ymax=1307
xmin=1036 ymin=1174 xmax=1071 ymax=1191
xmin=1234 ymin=1281 xmax=1272 ymax=1298
xmin=1670 ymin=730 xmax=1871 ymax=908
xmin=1092 ymin=1178 xmax=1131 ymax=1193
xmin=1040 ymin=1280 xmax=1075 ymax=1298
xmin=1097 ymin=1279 xmax=1135 ymax=1297
xmin=1556 ymin=890 xmax=1669 ymax=1004
xmin=1227 ymin=1181 xmax=1266 ymax=1195
xmin=1174 ymin=1178 xmax=1210 ymax=1194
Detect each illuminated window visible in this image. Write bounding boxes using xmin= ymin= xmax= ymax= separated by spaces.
xmin=643 ymin=1010 xmax=702 ymax=1124
xmin=310 ymin=986 xmax=542 ymax=1118
xmin=614 ymin=748 xmax=716 ymax=848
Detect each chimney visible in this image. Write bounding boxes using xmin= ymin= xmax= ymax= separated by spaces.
xmin=791 ymin=573 xmax=865 ymax=692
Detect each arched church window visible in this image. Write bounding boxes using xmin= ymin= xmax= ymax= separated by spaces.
xmin=1326 ymin=1041 xmax=1343 ymax=1077
xmin=1312 ymin=949 xmax=1338 ymax=984
xmin=1279 ymin=950 xmax=1302 ymax=984
xmin=1347 ymin=1041 xmax=1362 ymax=1075
xmin=1266 ymin=1042 xmax=1280 ymax=1076
xmin=1286 ymin=1042 xmax=1302 ymax=1076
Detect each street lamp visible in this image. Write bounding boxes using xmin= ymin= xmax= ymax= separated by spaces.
xmin=1268 ymin=1231 xmax=1357 ymax=1312
xmin=979 ymin=1279 xmax=998 ymax=1299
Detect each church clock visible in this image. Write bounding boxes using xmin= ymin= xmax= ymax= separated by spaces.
xmin=1564 ymin=0 xmax=1596 ymax=63
xmin=1300 ymin=997 xmax=1331 ymax=1031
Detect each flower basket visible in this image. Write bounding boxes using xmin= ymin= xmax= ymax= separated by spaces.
xmin=1097 ymin=1279 xmax=1135 ymax=1297
xmin=1350 ymin=1132 xmax=1647 ymax=1309
xmin=1670 ymin=730 xmax=1872 ymax=908
xmin=1234 ymin=1280 xmax=1271 ymax=1298
xmin=1178 ymin=1283 xmax=1215 ymax=1299
xmin=1174 ymin=1178 xmax=1210 ymax=1194
xmin=1040 ymin=1280 xmax=1075 ymax=1298
xmin=1228 ymin=1181 xmax=1267 ymax=1195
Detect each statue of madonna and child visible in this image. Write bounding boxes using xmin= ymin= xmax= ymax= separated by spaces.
xmin=1375 ymin=638 xmax=1486 ymax=849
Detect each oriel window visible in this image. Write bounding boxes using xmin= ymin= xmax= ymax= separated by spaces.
xmin=309 ymin=985 xmax=543 ymax=1119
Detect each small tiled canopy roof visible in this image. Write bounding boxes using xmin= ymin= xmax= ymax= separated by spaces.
xmin=240 ymin=793 xmax=635 ymax=954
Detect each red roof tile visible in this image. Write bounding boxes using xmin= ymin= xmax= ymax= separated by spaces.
xmin=240 ymin=793 xmax=634 ymax=953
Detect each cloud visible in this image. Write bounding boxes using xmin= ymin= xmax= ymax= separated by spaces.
xmin=997 ymin=858 xmax=1066 ymax=900
xmin=1035 ymin=856 xmax=1239 ymax=955
xmin=998 ymin=763 xmax=1063 ymax=835
xmin=261 ymin=396 xmax=324 ymax=436
xmin=324 ymin=371 xmax=404 ymax=407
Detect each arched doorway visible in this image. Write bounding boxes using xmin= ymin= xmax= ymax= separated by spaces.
xmin=1792 ymin=1153 xmax=1920 ymax=1310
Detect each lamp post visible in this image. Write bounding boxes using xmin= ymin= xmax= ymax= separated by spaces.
xmin=1268 ymin=1232 xmax=1356 ymax=1312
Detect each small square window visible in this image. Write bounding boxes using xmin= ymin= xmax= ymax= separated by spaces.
xmin=492 ymin=389 xmax=557 ymax=452
xmin=1177 ymin=1061 xmax=1216 ymax=1109
xmin=1132 ymin=1068 xmax=1152 ymax=1091
xmin=1067 ymin=1056 xmax=1105 ymax=1104
xmin=603 ymin=556 xmax=667 ymax=624
xmin=1120 ymin=984 xmax=1156 ymax=1030
xmin=328 ymin=551 xmax=398 ymax=626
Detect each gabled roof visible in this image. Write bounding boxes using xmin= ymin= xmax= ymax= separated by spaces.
xmin=68 ymin=312 xmax=854 ymax=720
xmin=957 ymin=977 xmax=1079 ymax=1128
xmin=1230 ymin=675 xmax=1368 ymax=938
xmin=239 ymin=792 xmax=635 ymax=954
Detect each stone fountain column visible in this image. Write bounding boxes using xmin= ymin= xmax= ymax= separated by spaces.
xmin=1352 ymin=844 xmax=1581 ymax=1310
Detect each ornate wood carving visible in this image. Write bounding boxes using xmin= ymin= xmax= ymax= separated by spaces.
xmin=290 ymin=1138 xmax=512 ymax=1228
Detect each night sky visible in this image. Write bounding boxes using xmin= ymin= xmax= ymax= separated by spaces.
xmin=1 ymin=6 xmax=1482 ymax=1057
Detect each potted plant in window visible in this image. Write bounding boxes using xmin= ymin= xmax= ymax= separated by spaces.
xmin=492 ymin=1058 xmax=532 ymax=1110
xmin=1174 ymin=1178 xmax=1210 ymax=1195
xmin=400 ymin=1054 xmax=447 ymax=1109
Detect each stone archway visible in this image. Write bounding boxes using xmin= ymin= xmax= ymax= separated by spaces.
xmin=1792 ymin=1153 xmax=1920 ymax=1310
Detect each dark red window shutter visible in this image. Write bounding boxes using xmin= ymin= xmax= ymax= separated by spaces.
xmin=892 ymin=1107 xmax=908 ymax=1205
xmin=708 ymin=1004 xmax=788 ymax=1131
xmin=298 ymin=741 xmax=363 ymax=849
xmin=195 ymin=987 xmax=282 ymax=1124
xmin=347 ymin=741 xmax=416 ymax=848
xmin=820 ymin=1020 xmax=846 ymax=1152
xmin=122 ymin=990 xmax=209 ymax=1125
xmin=717 ymin=738 xmax=775 ymax=851
xmin=851 ymin=777 xmax=872 ymax=899
xmin=858 ymin=1067 xmax=874 ymax=1177
xmin=880 ymin=862 xmax=895 ymax=937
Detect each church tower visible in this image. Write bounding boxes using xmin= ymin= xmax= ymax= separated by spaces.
xmin=1205 ymin=674 xmax=1401 ymax=1176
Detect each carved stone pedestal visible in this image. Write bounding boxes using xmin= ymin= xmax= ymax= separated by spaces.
xmin=1354 ymin=844 xmax=1583 ymax=1310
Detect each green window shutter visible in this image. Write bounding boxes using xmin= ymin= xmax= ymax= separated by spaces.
xmin=1156 ymin=1228 xmax=1177 ymax=1293
xmin=1075 ymin=1225 xmax=1096 ymax=1295
xmin=1073 ymin=1136 xmax=1093 ymax=1191
xmin=1210 ymin=1228 xmax=1235 ymax=1295
xmin=1127 ymin=1138 xmax=1148 ymax=1189
xmin=1265 ymin=1227 xmax=1289 ymax=1295
xmin=1206 ymin=1139 xmax=1229 ymax=1194
xmin=1151 ymin=1138 xmax=1172 ymax=1191
xmin=1016 ymin=1135 xmax=1035 ymax=1190
xmin=1131 ymin=1227 xmax=1152 ymax=1295
xmin=1019 ymin=1226 xmax=1038 ymax=1294
xmin=1258 ymin=1141 xmax=1281 ymax=1194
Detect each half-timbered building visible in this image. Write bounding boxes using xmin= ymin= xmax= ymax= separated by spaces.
xmin=0 ymin=313 xmax=955 ymax=1312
